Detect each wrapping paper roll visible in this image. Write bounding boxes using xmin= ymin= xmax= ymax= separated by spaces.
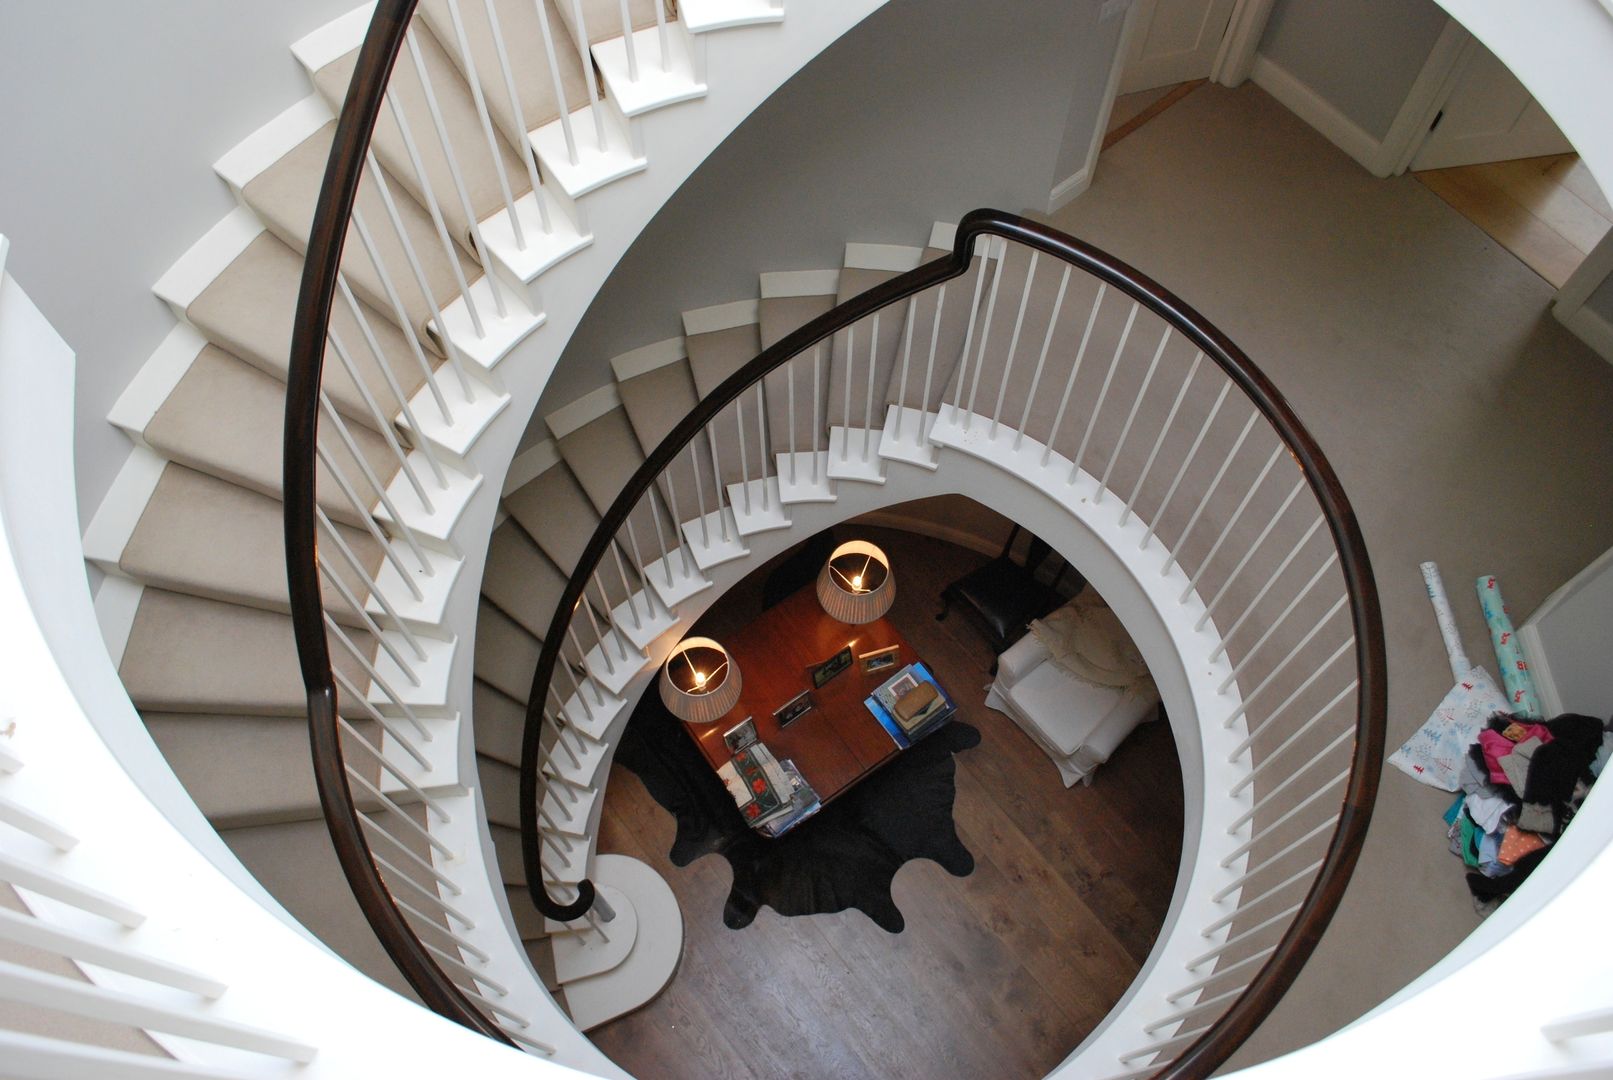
xmin=1420 ymin=561 xmax=1469 ymax=682
xmin=1476 ymin=574 xmax=1540 ymax=718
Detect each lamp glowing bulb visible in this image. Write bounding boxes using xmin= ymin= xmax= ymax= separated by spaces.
xmin=694 ymin=670 xmax=707 ymax=689
xmin=851 ymin=573 xmax=863 ymax=591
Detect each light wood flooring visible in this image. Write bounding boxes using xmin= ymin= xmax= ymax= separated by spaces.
xmin=587 ymin=525 xmax=1185 ymax=1079
xmin=1415 ymin=153 xmax=1612 ymax=288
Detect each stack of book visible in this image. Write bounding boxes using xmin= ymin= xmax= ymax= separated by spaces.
xmin=866 ymin=662 xmax=956 ymax=748
xmin=716 ymin=742 xmax=821 ymax=836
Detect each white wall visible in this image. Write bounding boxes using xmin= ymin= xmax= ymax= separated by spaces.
xmin=0 ymin=0 xmax=360 ymax=542
xmin=1258 ymin=0 xmax=1449 ymax=140
xmin=536 ymin=0 xmax=1126 ymax=417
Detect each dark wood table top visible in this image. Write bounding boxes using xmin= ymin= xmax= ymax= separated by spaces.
xmin=687 ymin=585 xmax=918 ymax=807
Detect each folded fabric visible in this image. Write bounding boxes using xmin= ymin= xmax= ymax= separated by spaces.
xmin=1523 ymin=714 xmax=1606 ymax=804
xmin=1463 ymin=789 xmax=1513 ymax=834
xmin=1518 ymin=802 xmax=1555 ymax=834
xmin=1029 ymin=592 xmax=1155 ymax=696
xmin=1498 ymin=736 xmax=1546 ymax=794
xmin=1499 ymin=825 xmax=1547 ymax=866
xmin=1479 ymin=722 xmax=1552 ymax=786
xmin=1477 ymin=828 xmax=1510 ymax=878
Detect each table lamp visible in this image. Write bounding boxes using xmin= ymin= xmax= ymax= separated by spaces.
xmin=817 ymin=539 xmax=895 ymax=624
xmin=659 ymin=636 xmax=742 ymax=724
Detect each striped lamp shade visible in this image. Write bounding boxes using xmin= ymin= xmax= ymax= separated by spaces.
xmin=659 ymin=636 xmax=742 ymax=725
xmin=816 ymin=540 xmax=895 ymax=625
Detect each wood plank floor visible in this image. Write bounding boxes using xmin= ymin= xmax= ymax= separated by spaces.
xmin=1415 ymin=153 xmax=1613 ymax=288
xmin=586 ymin=525 xmax=1184 ymax=1079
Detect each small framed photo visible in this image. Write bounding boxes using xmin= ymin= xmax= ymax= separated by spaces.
xmin=773 ymin=689 xmax=815 ymax=728
xmin=809 ymin=646 xmax=854 ymax=689
xmin=723 ymin=716 xmax=758 ymax=754
xmin=859 ymin=644 xmax=901 ymax=675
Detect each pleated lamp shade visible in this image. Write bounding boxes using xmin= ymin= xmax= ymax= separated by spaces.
xmin=659 ymin=637 xmax=742 ymax=725
xmin=816 ymin=540 xmax=895 ymax=624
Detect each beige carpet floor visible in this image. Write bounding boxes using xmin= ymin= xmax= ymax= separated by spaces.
xmin=1049 ymin=82 xmax=1613 ymax=1068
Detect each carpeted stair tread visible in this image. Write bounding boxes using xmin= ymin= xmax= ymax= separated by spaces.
xmin=185 ymin=232 xmax=429 ymax=432
xmin=478 ymin=753 xmax=521 ymax=829
xmin=120 ymin=462 xmax=383 ymax=624
xmin=221 ymin=817 xmax=423 ymax=1001
xmin=473 ymin=679 xmax=527 ymax=767
xmin=501 ymin=454 xmax=605 ymax=575
xmin=553 ymin=0 xmax=662 ymax=49
xmin=242 ymin=119 xmax=472 ymax=343
xmin=142 ymin=345 xmax=396 ymax=529
xmin=483 ymin=518 xmax=570 ymax=639
xmin=760 ymin=290 xmax=835 ymax=456
xmin=417 ymin=0 xmax=592 ymax=150
xmin=143 ymin=713 xmax=383 ymax=829
xmin=685 ymin=320 xmax=764 ymax=492
xmin=550 ymin=403 xmax=669 ymax=582
xmin=474 ymin=598 xmax=545 ymax=704
xmin=312 ymin=23 xmax=529 ymax=255
xmin=120 ymin=588 xmax=377 ymax=717
xmin=613 ymin=349 xmax=715 ymax=530
xmin=489 ymin=822 xmax=527 ymax=886
xmin=825 ymin=264 xmax=913 ymax=430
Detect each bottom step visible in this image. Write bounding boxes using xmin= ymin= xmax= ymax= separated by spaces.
xmin=560 ymin=853 xmax=683 ymax=1031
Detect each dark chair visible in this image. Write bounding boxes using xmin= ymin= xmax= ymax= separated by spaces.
xmin=936 ymin=525 xmax=1082 ymax=672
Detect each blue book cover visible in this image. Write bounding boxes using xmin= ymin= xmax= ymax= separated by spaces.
xmin=866 ymin=662 xmax=954 ymax=748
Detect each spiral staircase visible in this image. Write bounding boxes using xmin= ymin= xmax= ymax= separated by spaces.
xmin=4 ymin=1 xmax=1613 ymax=1078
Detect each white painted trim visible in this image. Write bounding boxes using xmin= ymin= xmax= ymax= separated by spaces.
xmin=290 ymin=2 xmax=374 ymax=76
xmin=1555 ymin=227 xmax=1613 ymax=313
xmin=91 ymin=576 xmax=144 ymax=670
xmin=1211 ymin=0 xmax=1276 ymax=87
xmin=758 ymin=269 xmax=840 ymax=298
xmin=1517 ymin=544 xmax=1613 ymax=717
xmin=678 ymin=0 xmax=785 ymax=34
xmin=82 ymin=447 xmax=168 ymax=574
xmin=502 ymin=439 xmax=564 ymax=496
xmin=213 ymin=95 xmax=333 ymax=195
xmin=1056 ymin=0 xmax=1136 ymax=216
xmin=545 ymin=384 xmax=623 ymax=440
xmin=1048 ymin=167 xmax=1092 ymax=214
xmin=1379 ymin=19 xmax=1476 ymax=177
xmin=609 ymin=336 xmax=688 ymax=382
xmin=1249 ymin=55 xmax=1386 ymax=177
xmin=1556 ymin=303 xmax=1613 ymax=365
xmin=107 ymin=324 xmax=208 ymax=442
xmin=927 ymin=222 xmax=958 ymax=251
xmin=0 ymin=234 xmax=9 ymax=277
xmin=1516 ymin=623 xmax=1561 ymax=717
xmin=151 ymin=207 xmax=264 ymax=316
xmin=681 ymin=297 xmax=759 ymax=336
xmin=843 ymin=242 xmax=924 ymax=272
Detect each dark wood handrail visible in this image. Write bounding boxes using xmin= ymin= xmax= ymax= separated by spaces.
xmin=283 ymin=0 xmax=516 ymax=1044
xmin=522 ymin=207 xmax=1386 ymax=1078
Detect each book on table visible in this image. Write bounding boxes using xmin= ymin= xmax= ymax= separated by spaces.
xmin=866 ymin=662 xmax=956 ymax=748
xmin=717 ymin=742 xmax=819 ymax=832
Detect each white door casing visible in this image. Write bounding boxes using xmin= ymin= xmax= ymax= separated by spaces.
xmin=1409 ymin=34 xmax=1573 ymax=171
xmin=1121 ymin=0 xmax=1238 ymax=93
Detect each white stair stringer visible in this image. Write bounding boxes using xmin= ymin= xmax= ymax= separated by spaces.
xmin=551 ymin=883 xmax=637 ymax=984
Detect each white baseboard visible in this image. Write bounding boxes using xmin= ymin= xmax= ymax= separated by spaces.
xmin=1048 ymin=167 xmax=1092 ymax=214
xmin=1555 ymin=302 xmax=1613 ymax=365
xmin=1250 ymin=55 xmax=1389 ymax=177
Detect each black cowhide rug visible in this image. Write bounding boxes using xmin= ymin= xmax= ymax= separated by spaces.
xmin=613 ymin=693 xmax=979 ymax=932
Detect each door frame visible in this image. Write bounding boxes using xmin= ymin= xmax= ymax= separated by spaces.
xmin=1553 ymin=230 xmax=1613 ymax=364
xmin=1053 ymin=0 xmax=1274 ymax=213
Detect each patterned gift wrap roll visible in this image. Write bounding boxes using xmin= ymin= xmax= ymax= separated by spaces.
xmin=1475 ymin=574 xmax=1540 ymax=718
xmin=1420 ymin=561 xmax=1469 ymax=682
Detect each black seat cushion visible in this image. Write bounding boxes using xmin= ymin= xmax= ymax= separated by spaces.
xmin=945 ymin=559 xmax=1055 ymax=645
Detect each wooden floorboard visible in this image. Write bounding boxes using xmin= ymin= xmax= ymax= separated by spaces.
xmin=587 ymin=526 xmax=1185 ymax=1078
xmin=1415 ymin=153 xmax=1612 ymax=289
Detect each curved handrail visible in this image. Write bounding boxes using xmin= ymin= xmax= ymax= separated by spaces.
xmin=522 ymin=207 xmax=1387 ymax=1077
xmin=283 ymin=0 xmax=521 ymax=1043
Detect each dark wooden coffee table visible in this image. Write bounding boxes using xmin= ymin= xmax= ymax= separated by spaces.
xmin=687 ymin=585 xmax=921 ymax=809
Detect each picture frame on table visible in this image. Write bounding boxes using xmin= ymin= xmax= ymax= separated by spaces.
xmin=723 ymin=716 xmax=759 ymax=754
xmin=808 ymin=646 xmax=854 ymax=688
xmin=773 ymin=689 xmax=815 ymax=728
xmin=858 ymin=644 xmax=901 ymax=675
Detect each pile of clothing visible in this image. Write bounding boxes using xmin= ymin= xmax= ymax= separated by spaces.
xmin=1447 ymin=712 xmax=1612 ymax=910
